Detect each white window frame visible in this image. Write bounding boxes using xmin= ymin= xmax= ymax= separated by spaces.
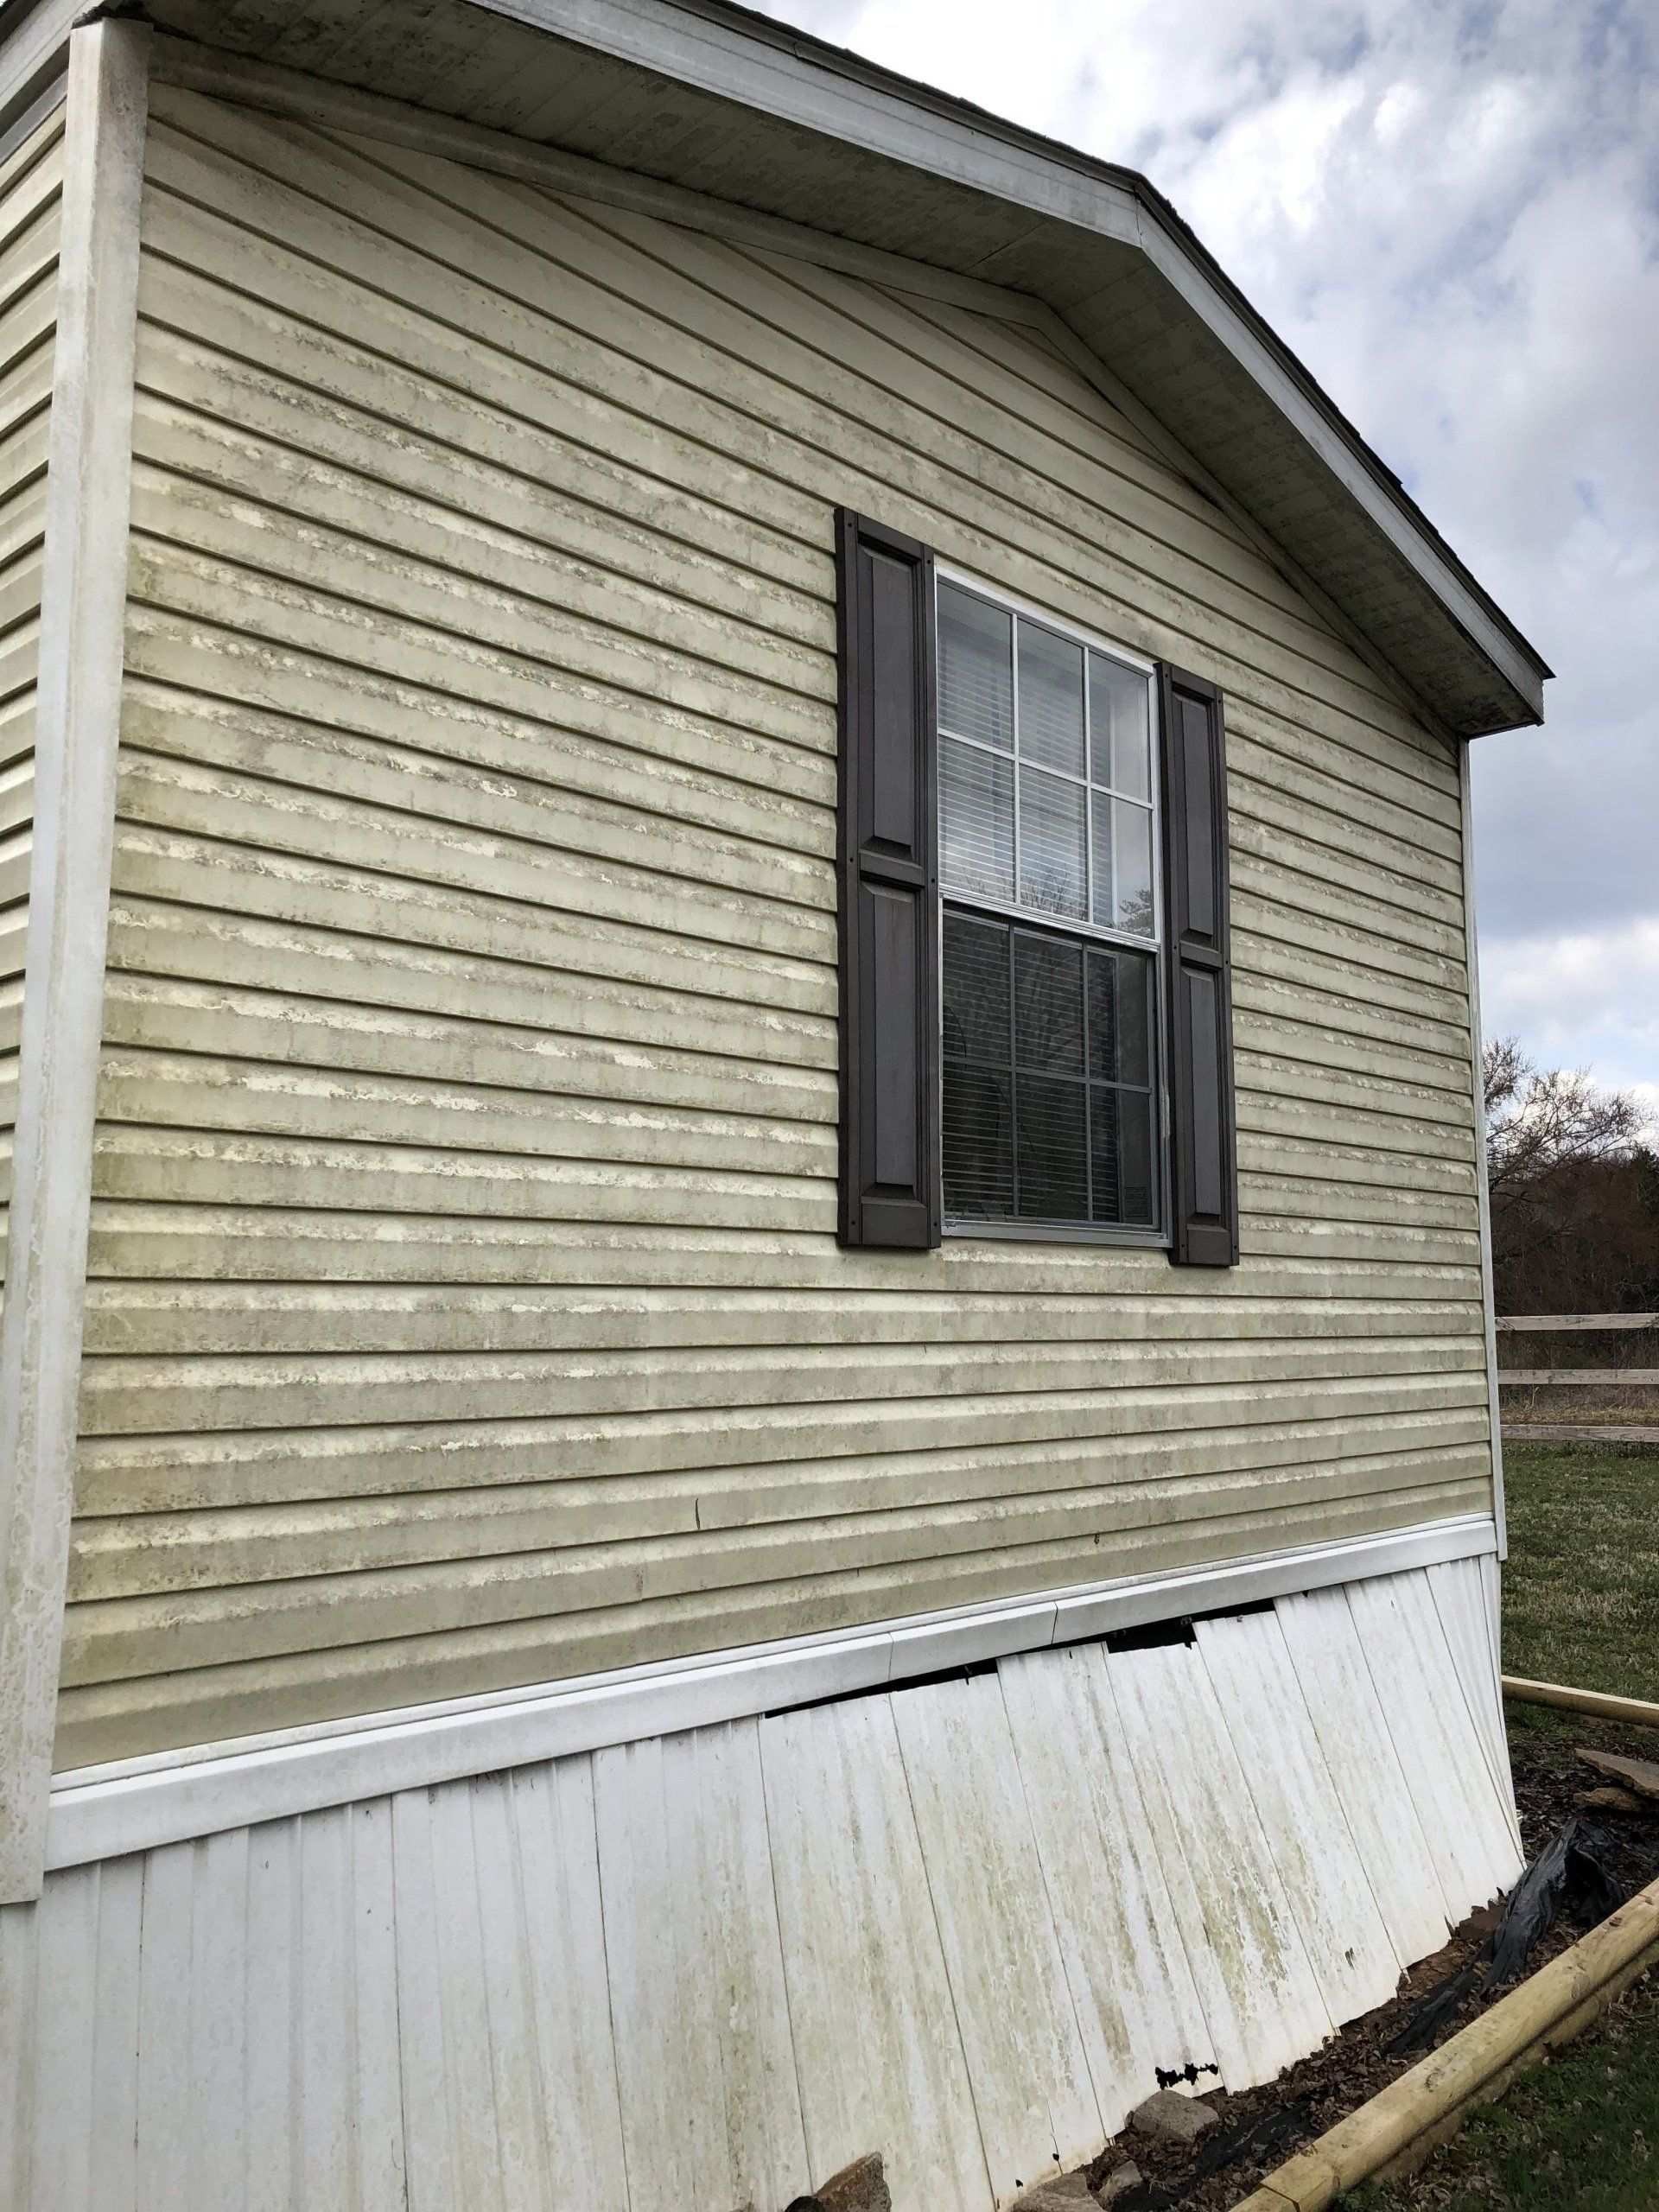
xmin=935 ymin=565 xmax=1173 ymax=1248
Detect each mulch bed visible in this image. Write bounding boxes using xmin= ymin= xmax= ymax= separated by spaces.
xmin=1080 ymin=1707 xmax=1659 ymax=2211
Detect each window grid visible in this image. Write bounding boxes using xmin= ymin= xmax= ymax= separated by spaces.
xmin=937 ymin=611 xmax=1160 ymax=955
xmin=937 ymin=579 xmax=1166 ymax=1239
xmin=940 ymin=918 xmax=1157 ymax=1228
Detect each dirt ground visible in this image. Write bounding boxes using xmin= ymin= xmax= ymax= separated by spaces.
xmin=1079 ymin=1706 xmax=1659 ymax=2211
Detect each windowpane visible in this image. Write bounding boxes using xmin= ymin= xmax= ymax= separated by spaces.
xmin=1017 ymin=1075 xmax=1088 ymax=1220
xmin=944 ymin=1065 xmax=1014 ymax=1217
xmin=1087 ymin=945 xmax=1154 ymax=1087
xmin=1017 ymin=623 xmax=1085 ymax=775
xmin=1089 ymin=790 xmax=1115 ymax=930
xmin=1090 ymin=1086 xmax=1156 ymax=1226
xmin=1020 ymin=766 xmax=1087 ymax=917
xmin=943 ymin=911 xmax=1011 ymax=1062
xmin=1090 ymin=654 xmax=1151 ymax=798
xmin=1014 ymin=931 xmax=1084 ymax=1074
xmin=943 ymin=914 xmax=1013 ymax=1218
xmin=941 ymin=736 xmax=1014 ymax=899
xmin=939 ymin=584 xmax=1013 ymax=749
xmin=1113 ymin=801 xmax=1155 ymax=938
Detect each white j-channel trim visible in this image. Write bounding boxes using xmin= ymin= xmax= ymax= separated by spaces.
xmin=45 ymin=1514 xmax=1498 ymax=1870
xmin=0 ymin=18 xmax=149 ymax=1905
xmin=1461 ymin=742 xmax=1508 ymax=1560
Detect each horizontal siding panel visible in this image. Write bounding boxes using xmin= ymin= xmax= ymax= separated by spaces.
xmin=53 ymin=1478 xmax=1490 ymax=1764
xmin=94 ymin=1046 xmax=837 ymax=1175
xmin=1231 ymin=888 xmax=1466 ymax=1000
xmin=75 ymin=1333 xmax=1488 ymax=1444
xmin=338 ymin=128 xmax=1451 ymax=767
xmin=79 ymin=1282 xmax=1484 ymax=1358
xmin=90 ymin=1125 xmax=831 ymax=1233
xmin=60 ymin=1438 xmax=1491 ymax=1685
xmin=101 ymin=948 xmax=832 ymax=1120
xmin=108 ymin=834 xmax=833 ymax=1025
xmin=116 ymin=647 xmax=834 ymax=906
xmin=83 ymin=1199 xmax=1484 ymax=1299
xmin=115 ymin=744 xmax=835 ymax=963
xmin=129 ymin=407 xmax=836 ymax=705
xmin=124 ymin=592 xmax=834 ymax=810
xmin=71 ymin=1384 xmax=1489 ymax=1517
xmin=0 ymin=198 xmax=59 ymax=325
xmin=133 ymin=249 xmax=831 ymax=601
xmin=67 ymin=96 xmax=1497 ymax=1758
xmin=141 ymin=110 xmax=1459 ymax=798
xmin=134 ymin=311 xmax=832 ymax=645
xmin=67 ymin=1426 xmax=1489 ymax=1600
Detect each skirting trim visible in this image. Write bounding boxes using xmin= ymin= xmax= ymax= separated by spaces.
xmin=47 ymin=1514 xmax=1497 ymax=1868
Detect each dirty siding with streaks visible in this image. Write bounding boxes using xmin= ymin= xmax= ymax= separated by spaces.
xmin=62 ymin=84 xmax=1495 ymax=1767
xmin=0 ymin=107 xmax=60 ymax=1332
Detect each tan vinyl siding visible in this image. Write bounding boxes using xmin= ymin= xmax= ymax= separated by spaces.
xmin=0 ymin=109 xmax=61 ymax=1330
xmin=60 ymin=83 xmax=1494 ymax=1764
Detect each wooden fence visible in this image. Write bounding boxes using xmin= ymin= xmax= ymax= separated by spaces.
xmin=1497 ymin=1314 xmax=1659 ymax=1446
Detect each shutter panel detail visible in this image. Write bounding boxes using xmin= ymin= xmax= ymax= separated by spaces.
xmin=1158 ymin=664 xmax=1238 ymax=1267
xmin=836 ymin=510 xmax=941 ymax=1249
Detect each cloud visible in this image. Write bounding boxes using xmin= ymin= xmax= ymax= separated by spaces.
xmin=1481 ymin=921 xmax=1659 ymax=1133
xmin=753 ymin=0 xmax=1659 ymax=1090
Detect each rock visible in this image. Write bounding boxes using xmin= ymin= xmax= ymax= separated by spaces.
xmin=1128 ymin=2088 xmax=1217 ymax=2143
xmin=1575 ymin=1784 xmax=1647 ymax=1814
xmin=1096 ymin=2164 xmax=1144 ymax=2206
xmin=1008 ymin=2177 xmax=1095 ymax=2208
xmin=1575 ymin=1747 xmax=1659 ymax=1801
xmin=810 ymin=2152 xmax=892 ymax=2212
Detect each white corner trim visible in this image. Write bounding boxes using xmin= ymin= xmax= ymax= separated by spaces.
xmin=0 ymin=17 xmax=149 ymax=1905
xmin=45 ymin=1513 xmax=1498 ymax=1870
xmin=1461 ymin=741 xmax=1508 ymax=1560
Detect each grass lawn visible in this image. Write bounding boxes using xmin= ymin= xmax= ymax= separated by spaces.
xmin=1345 ymin=1976 xmax=1659 ymax=2211
xmin=1344 ymin=1442 xmax=1659 ymax=2211
xmin=1498 ymin=1443 xmax=1659 ymax=1701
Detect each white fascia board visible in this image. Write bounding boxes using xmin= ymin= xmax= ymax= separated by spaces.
xmin=476 ymin=0 xmax=1544 ymax=719
xmin=487 ymin=0 xmax=1141 ymax=245
xmin=47 ymin=1513 xmax=1498 ymax=1870
xmin=1122 ymin=217 xmax=1546 ymax=720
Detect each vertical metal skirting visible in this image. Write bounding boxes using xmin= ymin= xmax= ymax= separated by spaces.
xmin=0 ymin=1560 xmax=1522 ymax=2212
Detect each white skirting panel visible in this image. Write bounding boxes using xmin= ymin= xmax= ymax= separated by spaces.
xmin=0 ymin=1559 xmax=1521 ymax=2212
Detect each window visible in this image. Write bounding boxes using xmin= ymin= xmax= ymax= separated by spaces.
xmin=834 ymin=506 xmax=1234 ymax=1266
xmin=937 ymin=577 xmax=1164 ymax=1236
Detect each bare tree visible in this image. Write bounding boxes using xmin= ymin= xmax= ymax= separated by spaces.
xmin=1481 ymin=1035 xmax=1652 ymax=1277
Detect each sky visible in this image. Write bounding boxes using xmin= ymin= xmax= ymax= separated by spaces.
xmin=753 ymin=0 xmax=1659 ymax=1124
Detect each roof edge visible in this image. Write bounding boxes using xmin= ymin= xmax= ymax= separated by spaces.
xmin=474 ymin=0 xmax=1549 ymax=718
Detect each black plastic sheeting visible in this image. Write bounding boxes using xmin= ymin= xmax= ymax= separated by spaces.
xmin=1387 ymin=1816 xmax=1627 ymax=2056
xmin=1101 ymin=2095 xmax=1314 ymax=2210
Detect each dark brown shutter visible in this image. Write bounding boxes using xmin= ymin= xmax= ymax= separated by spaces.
xmin=1158 ymin=664 xmax=1238 ymax=1267
xmin=836 ymin=510 xmax=941 ymax=1249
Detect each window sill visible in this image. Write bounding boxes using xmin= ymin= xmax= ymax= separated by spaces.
xmin=944 ymin=1218 xmax=1171 ymax=1249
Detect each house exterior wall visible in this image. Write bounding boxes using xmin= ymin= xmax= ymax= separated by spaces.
xmin=61 ymin=80 xmax=1495 ymax=1768
xmin=0 ymin=107 xmax=60 ymax=1323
